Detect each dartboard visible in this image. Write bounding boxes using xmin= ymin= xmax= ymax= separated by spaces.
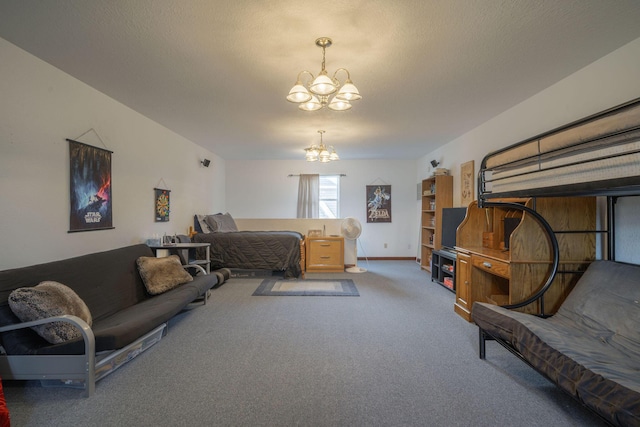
xmin=156 ymin=192 xmax=170 ymax=219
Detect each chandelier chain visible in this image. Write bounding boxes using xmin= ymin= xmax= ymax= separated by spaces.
xmin=321 ymin=45 xmax=326 ymax=73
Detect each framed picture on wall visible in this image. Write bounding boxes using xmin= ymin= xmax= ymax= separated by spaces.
xmin=68 ymin=139 xmax=114 ymax=232
xmin=366 ymin=185 xmax=391 ymax=223
xmin=155 ymin=188 xmax=171 ymax=222
xmin=461 ymin=160 xmax=474 ymax=208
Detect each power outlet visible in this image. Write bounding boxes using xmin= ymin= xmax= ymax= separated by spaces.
xmin=384 ymin=243 xmax=388 ymax=248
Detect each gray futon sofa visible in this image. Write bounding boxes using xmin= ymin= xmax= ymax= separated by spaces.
xmin=472 ymin=260 xmax=640 ymax=426
xmin=0 ymin=244 xmax=218 ymax=396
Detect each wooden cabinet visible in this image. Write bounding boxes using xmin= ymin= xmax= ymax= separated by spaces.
xmin=306 ymin=236 xmax=344 ymax=272
xmin=455 ymin=197 xmax=596 ymax=321
xmin=454 ymin=251 xmax=471 ymax=318
xmin=420 ymin=175 xmax=453 ymax=272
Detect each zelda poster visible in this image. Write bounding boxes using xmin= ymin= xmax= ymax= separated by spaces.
xmin=366 ymin=185 xmax=391 ymax=223
xmin=68 ymin=139 xmax=113 ymax=232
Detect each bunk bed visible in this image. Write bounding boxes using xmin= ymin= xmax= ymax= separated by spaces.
xmin=471 ymin=97 xmax=640 ymax=426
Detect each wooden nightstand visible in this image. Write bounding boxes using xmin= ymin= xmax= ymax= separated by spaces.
xmin=306 ymin=236 xmax=344 ymax=273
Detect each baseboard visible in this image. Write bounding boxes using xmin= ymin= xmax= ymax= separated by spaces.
xmin=343 ymin=257 xmax=417 ymax=268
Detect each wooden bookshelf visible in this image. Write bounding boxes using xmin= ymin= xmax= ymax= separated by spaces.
xmin=420 ymin=175 xmax=453 ymax=272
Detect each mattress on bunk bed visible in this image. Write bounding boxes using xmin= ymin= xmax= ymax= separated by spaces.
xmin=472 ymin=260 xmax=640 ymax=426
xmin=484 ymin=99 xmax=640 ymax=196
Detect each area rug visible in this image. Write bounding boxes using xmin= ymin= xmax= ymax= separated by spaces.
xmin=252 ymin=279 xmax=359 ymax=296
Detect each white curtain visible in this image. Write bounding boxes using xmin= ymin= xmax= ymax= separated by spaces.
xmin=297 ymin=174 xmax=319 ymax=218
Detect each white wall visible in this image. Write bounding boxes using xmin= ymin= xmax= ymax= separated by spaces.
xmin=0 ymin=38 xmax=225 ymax=269
xmin=225 ymin=159 xmax=418 ymax=259
xmin=417 ymin=36 xmax=640 ymax=206
xmin=4 ymin=32 xmax=640 ymax=271
xmin=417 ymin=36 xmax=640 ymax=263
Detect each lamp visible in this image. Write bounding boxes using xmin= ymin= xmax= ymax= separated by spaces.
xmin=287 ymin=37 xmax=361 ymax=112
xmin=201 ymin=159 xmax=211 ymax=167
xmin=304 ymin=130 xmax=339 ymax=162
xmin=430 ymin=160 xmax=439 ymax=168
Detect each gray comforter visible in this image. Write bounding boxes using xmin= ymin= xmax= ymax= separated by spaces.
xmin=472 ymin=260 xmax=640 ymax=426
xmin=193 ymin=231 xmax=302 ymax=278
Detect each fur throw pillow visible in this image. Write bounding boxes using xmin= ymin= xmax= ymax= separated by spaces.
xmin=8 ymin=281 xmax=93 ymax=344
xmin=137 ymin=255 xmax=193 ymax=295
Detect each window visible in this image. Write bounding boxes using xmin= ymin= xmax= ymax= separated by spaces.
xmin=319 ymin=175 xmax=340 ymax=218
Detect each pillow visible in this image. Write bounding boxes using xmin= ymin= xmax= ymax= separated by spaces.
xmin=203 ymin=215 xmax=219 ymax=233
xmin=137 ymin=255 xmax=193 ymax=295
xmin=206 ymin=213 xmax=238 ymax=233
xmin=195 ymin=214 xmax=213 ymax=234
xmin=8 ymin=281 xmax=93 ymax=344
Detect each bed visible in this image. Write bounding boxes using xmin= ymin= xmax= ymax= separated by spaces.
xmin=471 ymin=97 xmax=640 ymax=426
xmin=192 ymin=214 xmax=304 ymax=278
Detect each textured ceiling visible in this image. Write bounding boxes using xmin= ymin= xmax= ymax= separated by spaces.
xmin=2 ymin=1 xmax=640 ymax=160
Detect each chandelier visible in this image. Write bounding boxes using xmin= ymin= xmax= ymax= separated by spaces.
xmin=305 ymin=130 xmax=339 ymax=162
xmin=286 ymin=37 xmax=361 ymax=111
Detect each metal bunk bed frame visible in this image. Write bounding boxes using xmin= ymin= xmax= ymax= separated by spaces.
xmin=474 ymin=97 xmax=640 ymax=425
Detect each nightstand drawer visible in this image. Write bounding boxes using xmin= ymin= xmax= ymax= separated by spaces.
xmin=306 ymin=237 xmax=344 ymax=272
xmin=308 ymin=240 xmax=341 ymax=263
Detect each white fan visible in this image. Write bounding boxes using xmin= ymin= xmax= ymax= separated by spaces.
xmin=341 ymin=217 xmax=367 ymax=273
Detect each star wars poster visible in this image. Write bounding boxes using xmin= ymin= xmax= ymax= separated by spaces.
xmin=366 ymin=185 xmax=391 ymax=223
xmin=68 ymin=139 xmax=113 ymax=232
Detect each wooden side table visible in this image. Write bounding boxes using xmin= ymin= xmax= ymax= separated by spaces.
xmin=148 ymin=242 xmax=211 ymax=274
xmin=305 ymin=236 xmax=344 ymax=273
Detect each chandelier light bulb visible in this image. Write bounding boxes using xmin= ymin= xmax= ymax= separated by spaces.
xmin=286 ymin=82 xmax=312 ymax=103
xmin=335 ymin=79 xmax=361 ymax=101
xmin=310 ymin=73 xmax=337 ymax=96
xmin=299 ymin=95 xmax=322 ymax=111
xmin=328 ymin=97 xmax=352 ymax=111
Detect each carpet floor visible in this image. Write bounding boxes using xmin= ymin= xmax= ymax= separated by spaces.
xmin=1 ymin=261 xmax=606 ymax=426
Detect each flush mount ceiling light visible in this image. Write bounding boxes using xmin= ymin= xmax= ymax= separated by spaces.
xmin=287 ymin=37 xmax=361 ymax=112
xmin=304 ymin=130 xmax=339 ymax=162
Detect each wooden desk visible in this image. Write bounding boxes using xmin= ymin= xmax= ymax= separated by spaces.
xmin=454 ymin=246 xmax=511 ymax=320
xmin=454 ymin=197 xmax=596 ymax=321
